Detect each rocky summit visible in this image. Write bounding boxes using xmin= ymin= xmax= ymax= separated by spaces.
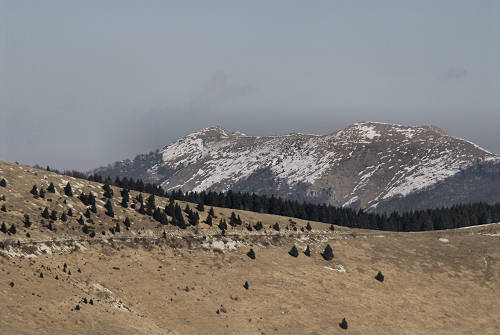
xmin=90 ymin=122 xmax=498 ymax=212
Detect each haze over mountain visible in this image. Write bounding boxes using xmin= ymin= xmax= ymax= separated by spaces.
xmin=90 ymin=122 xmax=499 ymax=212
xmin=3 ymin=2 xmax=500 ymax=334
xmin=3 ymin=2 xmax=499 ymax=171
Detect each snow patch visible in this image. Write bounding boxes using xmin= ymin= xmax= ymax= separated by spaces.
xmin=38 ymin=243 xmax=53 ymax=254
xmin=324 ymin=265 xmax=346 ymax=273
xmin=202 ymin=239 xmax=242 ymax=251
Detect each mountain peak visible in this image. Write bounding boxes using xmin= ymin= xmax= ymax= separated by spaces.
xmin=195 ymin=126 xmax=247 ymax=138
xmin=422 ymin=125 xmax=448 ymax=136
xmin=91 ymin=122 xmax=497 ymax=212
xmin=201 ymin=125 xmax=228 ymax=132
xmin=198 ymin=125 xmax=231 ymax=136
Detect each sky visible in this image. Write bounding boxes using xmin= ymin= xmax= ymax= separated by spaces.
xmin=1 ymin=0 xmax=499 ymax=170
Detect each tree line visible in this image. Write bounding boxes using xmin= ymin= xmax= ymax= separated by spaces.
xmin=41 ymin=167 xmax=500 ymax=232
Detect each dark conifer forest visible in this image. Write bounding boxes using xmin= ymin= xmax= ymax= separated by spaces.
xmin=44 ymin=167 xmax=500 ymax=232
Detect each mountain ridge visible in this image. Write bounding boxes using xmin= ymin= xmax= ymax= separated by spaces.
xmin=90 ymin=122 xmax=498 ymax=212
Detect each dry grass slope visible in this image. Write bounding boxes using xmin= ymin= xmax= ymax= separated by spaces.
xmin=0 ymin=160 xmax=499 ymax=334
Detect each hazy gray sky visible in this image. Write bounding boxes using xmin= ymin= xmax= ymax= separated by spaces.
xmin=1 ymin=0 xmax=499 ymax=170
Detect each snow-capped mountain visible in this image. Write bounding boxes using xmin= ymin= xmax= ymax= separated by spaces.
xmin=90 ymin=122 xmax=498 ymax=212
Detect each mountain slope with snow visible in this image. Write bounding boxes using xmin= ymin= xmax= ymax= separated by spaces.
xmin=90 ymin=122 xmax=497 ymax=211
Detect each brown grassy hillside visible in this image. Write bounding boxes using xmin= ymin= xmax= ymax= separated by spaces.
xmin=0 ymin=160 xmax=499 ymax=334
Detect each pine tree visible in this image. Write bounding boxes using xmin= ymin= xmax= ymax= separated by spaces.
xmin=124 ymin=217 xmax=131 ymax=229
xmin=322 ymin=244 xmax=334 ymax=261
xmin=208 ymin=207 xmax=215 ymax=217
xmin=42 ymin=207 xmax=50 ymax=219
xmin=146 ymin=194 xmax=156 ymax=214
xmin=1 ymin=204 xmax=6 ymax=212
xmin=243 ymin=281 xmax=249 ymax=290
xmin=24 ymin=214 xmax=32 ymax=228
xmin=253 ymin=221 xmax=263 ymax=231
xmin=103 ymin=183 xmax=113 ymax=198
xmin=1 ymin=222 xmax=7 ymax=233
xmin=39 ymin=188 xmax=46 ymax=198
xmin=165 ymin=201 xmax=174 ymax=216
xmin=205 ymin=215 xmax=213 ymax=226
xmin=229 ymin=212 xmax=238 ymax=227
xmin=177 ymin=214 xmax=187 ymax=229
xmin=138 ymin=202 xmax=146 ymax=215
xmin=246 ymin=248 xmax=256 ymax=260
xmin=115 ymin=222 xmax=121 ymax=233
xmin=30 ymin=185 xmax=39 ymax=196
xmin=273 ymin=222 xmax=280 ymax=231
xmin=153 ymin=207 xmax=162 ymax=222
xmin=82 ymin=224 xmax=90 ymax=234
xmin=136 ymin=193 xmax=144 ymax=204
xmin=90 ymin=202 xmax=97 ymax=213
xmin=330 ymin=224 xmax=335 ymax=231
xmin=77 ymin=216 xmax=84 ymax=225
xmin=174 ymin=203 xmax=183 ymax=221
xmin=339 ymin=318 xmax=348 ymax=330
xmin=288 ymin=245 xmax=299 ymax=257
xmin=306 ymin=222 xmax=312 ymax=231
xmin=60 ymin=212 xmax=67 ymax=222
xmin=375 ymin=271 xmax=384 ymax=282
xmin=67 ymin=208 xmax=73 ymax=217
xmin=0 ymin=178 xmax=7 ymax=187
xmin=304 ymin=245 xmax=311 ymax=257
xmin=196 ymin=202 xmax=205 ymax=212
xmin=105 ymin=200 xmax=114 ymax=217
xmin=189 ymin=211 xmax=199 ymax=226
xmin=84 ymin=208 xmax=91 ymax=219
xmin=218 ymin=219 xmax=228 ymax=231
xmin=50 ymin=210 xmax=58 ymax=221
xmin=120 ymin=189 xmax=129 ymax=208
xmin=120 ymin=188 xmax=130 ymax=200
xmin=47 ymin=182 xmax=55 ymax=193
xmin=64 ymin=182 xmax=73 ymax=197
xmin=8 ymin=224 xmax=16 ymax=234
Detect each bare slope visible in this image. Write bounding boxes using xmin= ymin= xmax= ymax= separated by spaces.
xmin=1 ymin=160 xmax=500 ymax=334
xmin=90 ymin=122 xmax=497 ymax=211
xmin=375 ymin=158 xmax=500 ymax=213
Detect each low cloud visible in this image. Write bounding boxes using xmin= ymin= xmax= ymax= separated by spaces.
xmin=442 ymin=67 xmax=468 ymax=81
xmin=190 ymin=71 xmax=254 ymax=109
